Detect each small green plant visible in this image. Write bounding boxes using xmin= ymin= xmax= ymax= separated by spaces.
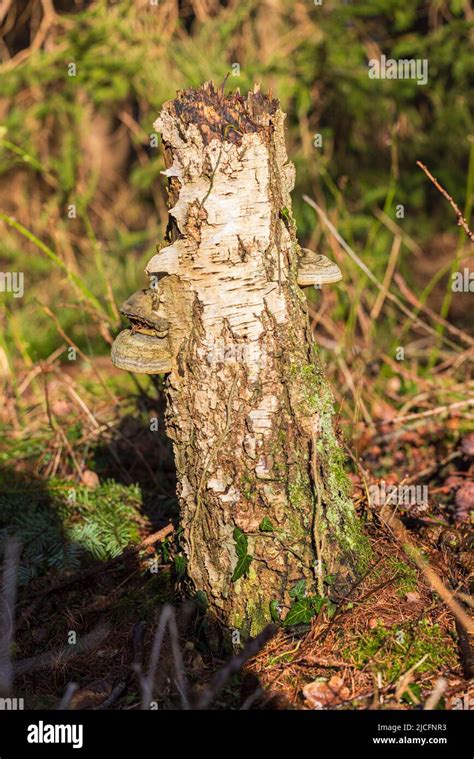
xmin=0 ymin=479 xmax=146 ymax=583
xmin=345 ymin=618 xmax=456 ymax=683
xmin=231 ymin=527 xmax=253 ymax=582
xmin=283 ymin=578 xmax=326 ymax=626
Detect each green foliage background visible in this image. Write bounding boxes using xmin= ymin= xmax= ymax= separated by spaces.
xmin=0 ymin=0 xmax=472 ymax=367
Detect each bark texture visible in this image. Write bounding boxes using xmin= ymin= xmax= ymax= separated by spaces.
xmin=149 ymin=83 xmax=369 ymax=634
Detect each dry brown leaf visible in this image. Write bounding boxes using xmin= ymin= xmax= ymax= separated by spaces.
xmin=455 ymin=483 xmax=474 ymax=522
xmin=405 ymin=591 xmax=422 ymax=604
xmin=303 ymin=675 xmax=350 ymax=709
xmin=81 ymin=469 xmax=100 ymax=489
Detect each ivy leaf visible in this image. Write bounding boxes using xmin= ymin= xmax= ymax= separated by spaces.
xmin=283 ymin=599 xmax=315 ymax=626
xmin=233 ymin=526 xmax=248 ymax=556
xmin=269 ymin=599 xmax=281 ymax=623
xmin=289 ymin=578 xmax=306 ymax=600
xmin=174 ymin=555 xmax=186 ymax=581
xmin=259 ymin=516 xmax=275 ymax=532
xmin=231 ymin=526 xmax=253 ymax=581
xmin=232 ymin=552 xmax=253 ymax=582
xmin=283 ymin=595 xmax=326 ymax=626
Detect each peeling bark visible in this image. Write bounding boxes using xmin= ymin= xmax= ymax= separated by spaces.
xmin=146 ymin=83 xmax=369 ymax=634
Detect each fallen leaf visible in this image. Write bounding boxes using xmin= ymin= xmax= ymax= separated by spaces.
xmin=70 ymin=679 xmax=113 ymax=710
xmin=461 ymin=433 xmax=474 ymax=458
xmin=51 ymin=400 xmax=71 ymax=416
xmin=455 ymin=483 xmax=474 ymax=523
xmin=81 ymin=470 xmax=100 ymax=489
xmin=303 ymin=675 xmax=350 ymax=709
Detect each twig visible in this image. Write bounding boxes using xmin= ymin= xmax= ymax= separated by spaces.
xmin=240 ymin=687 xmax=264 ymax=710
xmin=403 ymin=451 xmax=459 ymax=484
xmin=57 ymin=682 xmax=79 ymax=710
xmin=372 ymin=207 xmax=422 ymax=256
xmin=455 ymin=592 xmax=474 ymax=609
xmin=395 ymin=273 xmax=474 ymax=347
xmin=0 ymin=0 xmax=13 ymax=25
xmin=455 ymin=619 xmax=474 ymax=679
xmin=394 ymin=654 xmax=429 ymax=702
xmin=14 ymin=624 xmax=109 ymax=676
xmin=424 ymin=677 xmax=448 ymax=710
xmin=371 ymin=235 xmax=401 ymax=320
xmin=96 ymin=681 xmax=127 ymax=710
xmin=18 ymin=524 xmax=173 ymax=624
xmin=135 ymin=604 xmax=189 ymax=710
xmin=416 ymin=161 xmax=474 ymax=242
xmin=0 ymin=539 xmax=21 ymax=696
xmin=195 ymin=624 xmax=277 ymax=709
xmin=382 ymin=398 xmax=474 ymax=427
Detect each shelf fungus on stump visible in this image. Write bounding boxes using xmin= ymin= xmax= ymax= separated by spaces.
xmin=111 ymin=289 xmax=173 ymax=374
xmin=297 ymin=248 xmax=343 ymax=288
xmin=110 ymin=82 xmax=369 ymax=636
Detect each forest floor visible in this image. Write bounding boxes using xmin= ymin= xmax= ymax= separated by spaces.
xmin=1 ymin=332 xmax=473 ymax=711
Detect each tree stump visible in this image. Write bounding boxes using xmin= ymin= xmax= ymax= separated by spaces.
xmin=112 ymin=82 xmax=369 ymax=635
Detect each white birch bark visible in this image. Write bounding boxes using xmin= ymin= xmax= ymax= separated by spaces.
xmin=144 ymin=83 xmax=368 ymax=634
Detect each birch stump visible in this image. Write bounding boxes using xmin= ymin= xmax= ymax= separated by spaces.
xmin=122 ymin=83 xmax=369 ymax=635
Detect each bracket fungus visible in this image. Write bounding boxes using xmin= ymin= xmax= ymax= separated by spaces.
xmin=120 ymin=289 xmax=170 ymax=336
xmin=145 ymin=244 xmax=181 ymax=276
xmin=111 ymin=288 xmax=173 ymax=374
xmin=297 ymin=248 xmax=343 ymax=288
xmin=111 ymin=329 xmax=172 ymax=374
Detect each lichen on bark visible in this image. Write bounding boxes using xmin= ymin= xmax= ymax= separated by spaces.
xmin=149 ymin=82 xmax=369 ymax=635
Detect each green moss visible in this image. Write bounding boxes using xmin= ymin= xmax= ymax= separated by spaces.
xmin=285 ymin=467 xmax=312 ymax=539
xmin=387 ymin=557 xmax=419 ymax=596
xmin=288 ymin=469 xmax=311 ymax=509
xmin=240 ymin=471 xmax=257 ymax=500
xmin=248 ymin=595 xmax=272 ymax=638
xmin=290 ymin=359 xmax=335 ymax=416
xmin=345 ymin=619 xmax=456 ymax=683
xmin=290 ymin=358 xmax=371 ymax=574
xmin=231 ymin=571 xmax=272 ymax=638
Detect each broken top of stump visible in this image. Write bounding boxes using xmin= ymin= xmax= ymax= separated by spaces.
xmin=169 ymin=81 xmax=279 ymax=145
